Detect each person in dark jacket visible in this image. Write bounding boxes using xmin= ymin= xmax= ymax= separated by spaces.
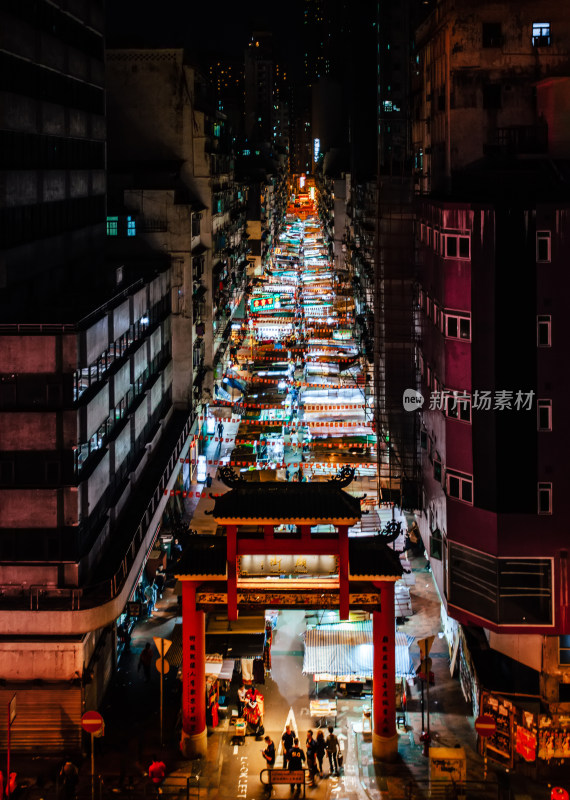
xmin=325 ymin=726 xmax=340 ymax=776
xmin=287 ymin=738 xmax=305 ymax=793
xmin=305 ymin=730 xmax=318 ymax=785
xmin=315 ymin=730 xmax=326 ymax=776
xmin=261 ymin=736 xmax=275 ymax=767
xmin=281 ymin=725 xmax=295 ymax=768
xmin=138 ymin=642 xmax=152 ymax=682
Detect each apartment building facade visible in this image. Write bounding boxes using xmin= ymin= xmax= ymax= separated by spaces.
xmin=0 ymin=8 xmax=193 ymax=751
xmin=413 ymin=0 xmax=570 ymax=717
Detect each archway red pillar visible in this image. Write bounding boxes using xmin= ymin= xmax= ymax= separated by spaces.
xmin=338 ymin=525 xmax=349 ymax=620
xmin=372 ymin=580 xmax=398 ymax=761
xmin=180 ymin=581 xmax=207 ymax=757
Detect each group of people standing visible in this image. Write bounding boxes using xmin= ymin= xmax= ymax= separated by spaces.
xmin=261 ymin=724 xmax=341 ymax=792
xmin=237 ymin=684 xmax=264 ymax=736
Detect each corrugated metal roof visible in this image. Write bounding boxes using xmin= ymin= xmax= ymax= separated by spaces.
xmin=302 ymin=622 xmax=415 ymax=678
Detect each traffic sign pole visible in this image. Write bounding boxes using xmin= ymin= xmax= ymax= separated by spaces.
xmin=91 ymin=732 xmax=95 ymax=800
xmin=426 ymin=663 xmax=430 ymax=739
xmin=6 ymin=701 xmax=10 ymax=800
xmin=474 ymin=714 xmax=497 ymax=780
xmin=81 ymin=710 xmax=104 ymax=800
xmin=160 ymin=640 xmax=164 ymax=747
xmin=7 ymin=694 xmax=16 ymax=799
xmin=154 ymin=638 xmax=172 ymax=748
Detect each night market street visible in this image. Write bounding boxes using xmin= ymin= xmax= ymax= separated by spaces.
xmin=2 ymin=1 xmax=570 ymax=799
xmin=5 ymin=196 xmax=557 ymax=800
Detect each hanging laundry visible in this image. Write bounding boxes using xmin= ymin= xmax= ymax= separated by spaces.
xmin=241 ymin=657 xmax=254 ymax=682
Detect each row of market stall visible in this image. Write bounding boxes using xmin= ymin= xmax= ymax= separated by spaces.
xmin=210 ymin=190 xmax=416 ymax=714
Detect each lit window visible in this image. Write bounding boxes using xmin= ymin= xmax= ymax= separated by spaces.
xmin=532 ymin=22 xmax=551 ymax=46
xmin=537 ymin=315 xmax=552 ymax=347
xmin=127 ymin=216 xmax=136 ymax=237
xmin=537 ymin=231 xmax=551 ymax=262
xmin=446 ymin=469 xmax=473 ymax=504
xmin=106 ymin=216 xmax=118 ymax=236
xmin=537 ymin=399 xmax=552 ymax=431
xmin=538 ymin=481 xmax=552 ymax=514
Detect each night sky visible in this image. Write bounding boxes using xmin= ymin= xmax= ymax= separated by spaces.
xmin=106 ymin=0 xmax=305 ymax=74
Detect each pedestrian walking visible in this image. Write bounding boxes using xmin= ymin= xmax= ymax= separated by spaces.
xmin=305 ymin=730 xmax=318 ymax=785
xmin=138 ymin=642 xmax=152 ymax=682
xmin=217 ymin=420 xmax=224 ymax=440
xmin=287 ymin=738 xmax=305 ymax=793
xmin=237 ymin=684 xmax=247 ymax=717
xmin=325 ymin=725 xmax=340 ymax=776
xmin=155 ymin=567 xmax=166 ymax=598
xmin=315 ymin=730 xmax=326 ymax=776
xmin=59 ymin=761 xmax=79 ymax=800
xmin=144 ymin=582 xmax=155 ymax=614
xmin=281 ymin=724 xmax=295 ymax=768
xmin=261 ymin=736 xmax=276 ymax=767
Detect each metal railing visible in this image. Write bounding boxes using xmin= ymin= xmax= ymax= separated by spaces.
xmin=0 ymin=416 xmax=192 ymax=612
xmin=404 ymin=779 xmax=502 ymax=800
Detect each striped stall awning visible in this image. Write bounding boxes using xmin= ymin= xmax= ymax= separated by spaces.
xmin=302 ymin=621 xmax=415 ymax=679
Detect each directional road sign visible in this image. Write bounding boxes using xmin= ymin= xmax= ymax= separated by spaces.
xmin=417 ymin=636 xmax=435 ymax=660
xmin=153 ymin=637 xmax=172 ymax=656
xmin=156 ymin=658 xmax=170 ymax=674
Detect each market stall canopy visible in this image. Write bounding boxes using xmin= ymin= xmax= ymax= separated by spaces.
xmin=167 ymin=623 xmax=260 ymax=668
xmin=302 ymin=621 xmax=415 ymax=679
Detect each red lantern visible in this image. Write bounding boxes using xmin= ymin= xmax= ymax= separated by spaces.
xmin=551 ymin=789 xmax=569 ymax=800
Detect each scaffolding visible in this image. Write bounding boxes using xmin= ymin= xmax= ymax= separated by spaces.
xmin=373 ymin=176 xmax=422 ymax=511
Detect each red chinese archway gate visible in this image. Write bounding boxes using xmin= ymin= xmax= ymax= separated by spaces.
xmin=176 ymin=468 xmax=402 ymax=761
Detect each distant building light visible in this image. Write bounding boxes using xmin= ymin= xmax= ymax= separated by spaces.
xmin=313 ymin=137 xmax=321 ymax=162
